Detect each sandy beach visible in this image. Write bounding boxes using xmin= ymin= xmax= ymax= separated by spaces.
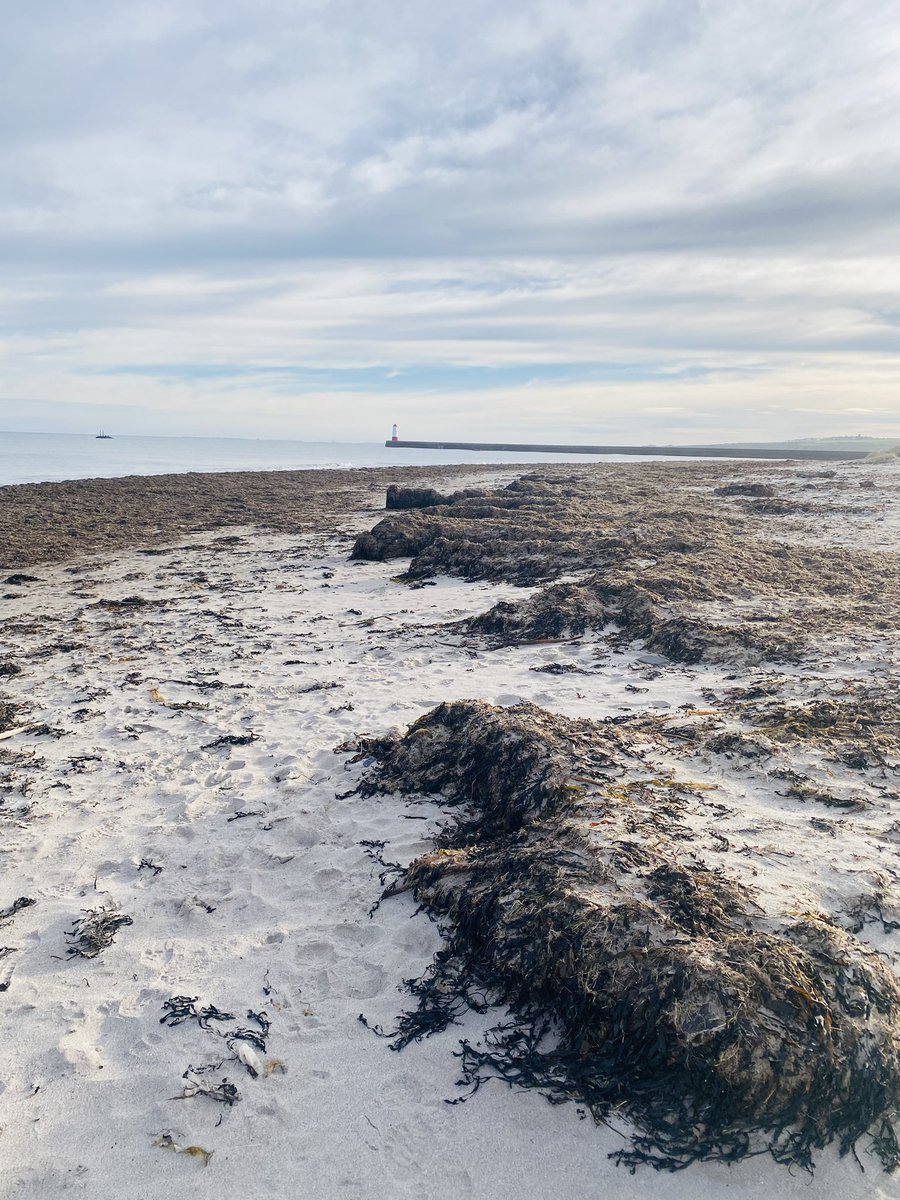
xmin=0 ymin=457 xmax=898 ymax=1199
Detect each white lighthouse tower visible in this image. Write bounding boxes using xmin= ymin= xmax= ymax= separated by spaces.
xmin=391 ymin=423 xmax=399 ymax=442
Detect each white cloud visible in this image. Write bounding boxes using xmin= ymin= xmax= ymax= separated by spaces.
xmin=1 ymin=0 xmax=900 ymax=440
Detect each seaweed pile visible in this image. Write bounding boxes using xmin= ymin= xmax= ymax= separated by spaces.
xmin=386 ymin=484 xmax=452 ymax=510
xmin=467 ymin=578 xmax=804 ymax=664
xmin=352 ymin=469 xmax=899 ymax=666
xmin=66 ymin=906 xmax=133 ymax=958
xmin=467 ymin=582 xmax=607 ymax=643
xmin=354 ymin=701 xmax=900 ymax=1172
xmin=352 ymin=474 xmax=622 ymax=585
xmin=738 ymin=685 xmax=900 ymax=765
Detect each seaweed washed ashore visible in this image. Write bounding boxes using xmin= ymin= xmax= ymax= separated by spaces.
xmin=353 ymin=701 xmax=900 ymax=1172
xmin=348 ymin=461 xmax=900 ymax=1173
xmin=0 ymin=457 xmax=898 ymax=1197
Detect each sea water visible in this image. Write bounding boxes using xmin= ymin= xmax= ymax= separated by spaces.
xmin=0 ymin=431 xmax=657 ymax=487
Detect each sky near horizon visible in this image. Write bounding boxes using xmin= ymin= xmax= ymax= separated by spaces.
xmin=2 ymin=0 xmax=900 ymax=443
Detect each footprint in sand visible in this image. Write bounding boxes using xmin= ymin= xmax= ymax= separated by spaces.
xmin=344 ymin=962 xmax=387 ymax=999
xmin=291 ymin=826 xmax=322 ymax=849
xmin=312 ymin=866 xmax=342 ymax=888
xmin=296 ymin=939 xmax=338 ymax=966
xmin=58 ymin=1015 xmax=104 ymax=1075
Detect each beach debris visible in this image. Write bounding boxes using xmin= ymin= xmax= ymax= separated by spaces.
xmin=229 ymin=1039 xmax=264 ymax=1077
xmin=149 ymin=686 xmax=208 ymax=712
xmin=172 ymin=1069 xmax=241 ymax=1106
xmin=355 ymin=700 xmax=900 ymax=1173
xmin=227 ymin=1022 xmax=268 ymax=1051
xmin=357 ymin=839 xmax=405 ymax=914
xmin=201 ymin=732 xmax=258 ymax=749
xmin=160 ymin=997 xmax=274 ymax=1050
xmin=65 ymin=753 xmax=102 ymax=773
xmin=0 ymin=661 xmax=21 ymax=678
xmin=740 ymin=496 xmax=808 ymax=515
xmin=65 ymin=906 xmax=132 ymax=958
xmin=529 ymin=663 xmax=590 ymax=674
xmin=809 ymin=817 xmax=838 ymax=836
xmin=161 ymin=997 xmax=281 ymax=1087
xmin=165 ymin=677 xmax=246 ymax=691
xmin=161 ymin=997 xmax=236 ymax=1030
xmin=138 ymin=857 xmax=163 ymax=875
xmin=843 ymin=886 xmax=900 ymax=936
xmin=464 ymin=578 xmax=804 ymax=665
xmin=3 ymin=574 xmax=39 ymax=585
xmin=0 ymin=725 xmax=38 ymax=743
xmin=152 ymin=1132 xmax=214 ymax=1167
xmin=246 ymin=1008 xmax=270 ymax=1033
xmin=245 ymin=1008 xmax=270 ymax=1038
xmin=784 ymin=784 xmax=869 ymax=812
xmin=29 ymin=722 xmax=67 ymax=739
xmin=0 ymin=896 xmax=36 ymax=923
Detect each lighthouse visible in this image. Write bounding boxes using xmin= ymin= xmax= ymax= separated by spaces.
xmin=391 ymin=423 xmax=399 ymax=443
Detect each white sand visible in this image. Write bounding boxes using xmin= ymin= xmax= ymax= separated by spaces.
xmin=0 ymin=477 xmax=897 ymax=1199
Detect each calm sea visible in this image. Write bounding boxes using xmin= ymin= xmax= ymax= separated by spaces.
xmin=0 ymin=431 xmax=656 ymax=487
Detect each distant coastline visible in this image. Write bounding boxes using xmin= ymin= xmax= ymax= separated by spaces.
xmin=1 ymin=429 xmax=896 ymax=488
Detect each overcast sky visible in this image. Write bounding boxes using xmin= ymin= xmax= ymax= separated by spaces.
xmin=2 ymin=0 xmax=900 ymax=442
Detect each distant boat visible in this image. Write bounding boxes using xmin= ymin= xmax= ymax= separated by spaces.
xmin=96 ymin=430 xmax=113 ymax=439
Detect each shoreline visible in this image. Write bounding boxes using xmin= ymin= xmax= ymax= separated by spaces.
xmin=0 ymin=462 xmax=521 ymax=573
xmin=2 ymin=454 xmax=885 ymax=575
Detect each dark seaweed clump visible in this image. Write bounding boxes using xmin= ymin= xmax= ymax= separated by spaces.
xmin=0 ymin=699 xmax=22 ymax=733
xmin=738 ymin=687 xmax=900 ymax=765
xmin=466 ymin=579 xmax=804 ymax=665
xmin=66 ymin=906 xmax=133 ymax=958
xmin=714 ymin=482 xmax=776 ymax=498
xmin=386 ymin=484 xmax=452 ymax=510
xmin=353 ymin=700 xmax=900 ymax=1173
xmin=351 ymin=471 xmax=898 ymax=666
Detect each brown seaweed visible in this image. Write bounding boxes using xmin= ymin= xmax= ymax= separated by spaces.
xmin=355 ymin=700 xmax=900 ymax=1173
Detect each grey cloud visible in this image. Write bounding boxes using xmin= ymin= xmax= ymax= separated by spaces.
xmin=2 ymin=0 xmax=900 ymax=439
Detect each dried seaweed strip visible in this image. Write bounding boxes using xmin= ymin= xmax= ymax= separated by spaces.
xmin=0 ymin=896 xmax=35 ymax=922
xmin=202 ymin=732 xmax=258 ymax=749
